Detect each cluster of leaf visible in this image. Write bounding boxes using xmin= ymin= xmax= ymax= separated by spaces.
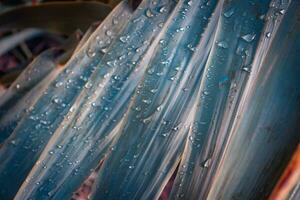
xmin=0 ymin=0 xmax=299 ymax=200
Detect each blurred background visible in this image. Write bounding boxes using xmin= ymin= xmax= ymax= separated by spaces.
xmin=0 ymin=0 xmax=125 ymax=90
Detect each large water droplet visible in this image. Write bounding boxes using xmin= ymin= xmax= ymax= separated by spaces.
xmin=105 ymin=30 xmax=112 ymax=37
xmin=159 ymin=39 xmax=167 ymax=46
xmin=241 ymin=33 xmax=256 ymax=42
xmin=242 ymin=67 xmax=251 ymax=73
xmin=202 ymin=158 xmax=212 ymax=168
xmin=159 ymin=6 xmax=167 ymax=13
xmin=145 ymin=9 xmax=154 ymax=18
xmin=87 ymin=48 xmax=96 ymax=58
xmin=277 ymin=9 xmax=285 ymax=15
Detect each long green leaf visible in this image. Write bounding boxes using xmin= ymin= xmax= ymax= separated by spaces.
xmin=90 ymin=0 xmax=222 ymax=199
xmin=15 ymin=0 xmax=177 ymax=198
xmin=206 ymin=1 xmax=300 ymax=199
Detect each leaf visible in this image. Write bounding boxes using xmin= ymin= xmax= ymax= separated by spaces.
xmin=0 ymin=30 xmax=82 ymax=143
xmin=204 ymin=1 xmax=300 ymax=199
xmin=0 ymin=48 xmax=62 ymax=143
xmin=13 ymin=0 xmax=179 ymax=199
xmin=90 ymin=0 xmax=221 ymax=199
xmin=169 ymin=0 xmax=298 ymax=199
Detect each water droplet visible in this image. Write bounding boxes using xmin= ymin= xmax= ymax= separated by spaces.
xmin=162 ymin=133 xmax=168 ymax=137
xmin=216 ymin=41 xmax=228 ymax=49
xmin=53 ymin=98 xmax=61 ymax=104
xmin=145 ymin=9 xmax=154 ymax=18
xmin=120 ymin=35 xmax=130 ymax=43
xmin=87 ymin=48 xmax=96 ymax=58
xmin=84 ymin=82 xmax=93 ymax=89
xmin=159 ymin=39 xmax=166 ymax=46
xmin=100 ymin=46 xmax=109 ymax=54
xmin=105 ymin=30 xmax=112 ymax=36
xmin=223 ymin=8 xmax=234 ymax=18
xmin=142 ymin=99 xmax=151 ymax=104
xmin=158 ymin=22 xmax=164 ymax=28
xmin=10 ymin=140 xmax=16 ymax=145
xmin=172 ymin=126 xmax=179 ymax=131
xmin=202 ymin=158 xmax=211 ymax=168
xmin=241 ymin=33 xmax=256 ymax=42
xmin=242 ymin=67 xmax=251 ymax=73
xmin=55 ymin=82 xmax=63 ymax=88
xmin=176 ymin=27 xmax=185 ymax=32
xmin=159 ymin=6 xmax=167 ymax=13
xmin=150 ymin=88 xmax=158 ymax=93
xmin=203 ymin=91 xmax=209 ymax=95
xmin=135 ymin=106 xmax=141 ymax=111
xmin=187 ymin=44 xmax=195 ymax=51
xmin=113 ymin=75 xmax=120 ymax=80
xmin=278 ymin=9 xmax=285 ymax=15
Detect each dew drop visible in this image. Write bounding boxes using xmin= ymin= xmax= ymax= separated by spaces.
xmin=242 ymin=67 xmax=251 ymax=73
xmin=278 ymin=9 xmax=285 ymax=15
xmin=158 ymin=22 xmax=164 ymax=28
xmin=55 ymin=82 xmax=63 ymax=88
xmin=142 ymin=99 xmax=151 ymax=104
xmin=156 ymin=106 xmax=162 ymax=111
xmin=223 ymin=8 xmax=234 ymax=18
xmin=216 ymin=41 xmax=228 ymax=49
xmin=145 ymin=9 xmax=154 ymax=18
xmin=202 ymin=158 xmax=212 ymax=168
xmin=105 ymin=30 xmax=112 ymax=36
xmin=159 ymin=39 xmax=166 ymax=46
xmin=84 ymin=82 xmax=93 ymax=89
xmin=241 ymin=33 xmax=256 ymax=42
xmin=159 ymin=6 xmax=167 ymax=13
xmin=203 ymin=91 xmax=209 ymax=95
xmin=10 ymin=140 xmax=16 ymax=145
xmin=120 ymin=35 xmax=130 ymax=43
xmin=87 ymin=48 xmax=96 ymax=58
xmin=53 ymin=98 xmax=60 ymax=104
xmin=187 ymin=44 xmax=195 ymax=51
xmin=150 ymin=88 xmax=158 ymax=93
